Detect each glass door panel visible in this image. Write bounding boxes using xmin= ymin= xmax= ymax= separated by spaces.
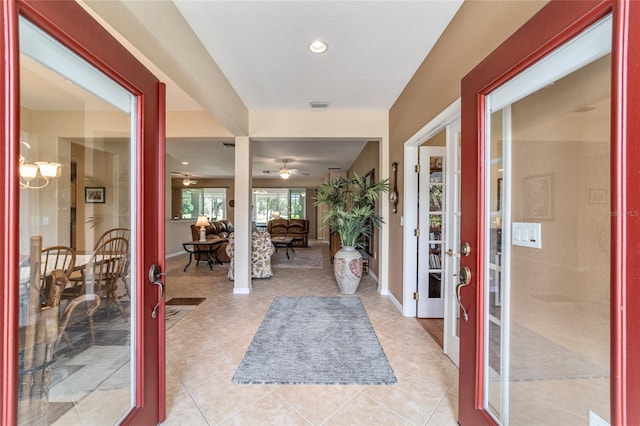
xmin=418 ymin=146 xmax=445 ymax=318
xmin=443 ymin=118 xmax=461 ymax=365
xmin=18 ymin=17 xmax=136 ymax=425
xmin=483 ymin=16 xmax=611 ymax=425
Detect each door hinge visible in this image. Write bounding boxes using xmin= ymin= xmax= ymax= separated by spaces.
xmin=415 ymin=164 xmax=420 ymax=173
xmin=414 ymin=228 xmax=420 ymax=237
xmin=413 ymin=291 xmax=419 ymax=301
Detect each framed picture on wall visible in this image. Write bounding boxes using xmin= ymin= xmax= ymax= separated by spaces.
xmin=522 ymin=174 xmax=552 ymax=220
xmin=362 ymin=169 xmax=375 ymax=255
xmin=85 ymin=186 xmax=105 ymax=204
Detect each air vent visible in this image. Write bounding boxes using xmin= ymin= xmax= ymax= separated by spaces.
xmin=328 ymin=167 xmax=341 ymax=170
xmin=221 ymin=142 xmax=235 ymax=148
xmin=309 ymin=101 xmax=330 ymax=109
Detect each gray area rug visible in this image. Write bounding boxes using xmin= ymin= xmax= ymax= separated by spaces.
xmin=271 ymin=244 xmax=323 ymax=268
xmin=232 ymin=296 xmax=397 ymax=385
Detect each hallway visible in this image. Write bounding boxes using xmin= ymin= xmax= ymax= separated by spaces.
xmin=162 ymin=241 xmax=458 ymax=425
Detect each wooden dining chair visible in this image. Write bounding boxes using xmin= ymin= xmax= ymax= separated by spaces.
xmin=19 ymin=236 xmax=68 ymax=424
xmin=68 ymin=227 xmax=130 ymax=295
xmin=82 ymin=236 xmax=130 ymax=319
xmin=40 ymin=245 xmax=75 ymax=306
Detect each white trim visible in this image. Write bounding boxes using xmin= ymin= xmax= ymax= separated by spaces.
xmin=165 ymin=250 xmax=186 ymax=259
xmin=402 ymin=99 xmax=461 ymax=317
xmin=387 ymin=290 xmax=404 ymax=314
xmin=232 ymin=287 xmax=251 ymax=295
xmin=490 ymin=15 xmax=612 ymax=111
xmin=20 ymin=17 xmax=133 ymax=112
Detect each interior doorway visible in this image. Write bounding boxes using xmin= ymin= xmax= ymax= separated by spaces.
xmin=403 ymin=100 xmax=461 ymax=364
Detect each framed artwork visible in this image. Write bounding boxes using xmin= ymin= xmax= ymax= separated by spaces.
xmin=85 ymin=186 xmax=105 ymax=203
xmin=362 ymin=169 xmax=375 ymax=255
xmin=589 ymin=188 xmax=606 ymax=204
xmin=522 ymin=174 xmax=552 ymax=220
xmin=364 ymin=169 xmax=375 ymax=187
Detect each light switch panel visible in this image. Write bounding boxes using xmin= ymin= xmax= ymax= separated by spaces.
xmin=512 ymin=222 xmax=542 ymax=249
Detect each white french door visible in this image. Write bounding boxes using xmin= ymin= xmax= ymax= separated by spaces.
xmin=443 ymin=119 xmax=461 ymax=366
xmin=417 ymin=146 xmax=446 ymax=318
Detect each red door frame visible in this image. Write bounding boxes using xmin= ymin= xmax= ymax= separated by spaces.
xmin=459 ymin=0 xmax=640 ymax=424
xmin=0 ymin=1 xmax=166 ymax=424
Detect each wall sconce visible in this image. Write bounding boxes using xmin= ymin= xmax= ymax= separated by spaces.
xmin=19 ymin=155 xmax=60 ymax=189
xmin=195 ymin=215 xmax=210 ymax=242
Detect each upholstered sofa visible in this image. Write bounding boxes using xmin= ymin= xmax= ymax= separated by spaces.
xmin=267 ymin=219 xmax=309 ymax=247
xmin=190 ymin=219 xmax=233 ymax=263
xmin=225 ymin=231 xmax=275 ymax=280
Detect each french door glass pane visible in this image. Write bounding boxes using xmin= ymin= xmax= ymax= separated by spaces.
xmin=483 ymin=20 xmax=611 ymax=425
xmin=18 ymin=17 xmax=136 ymax=424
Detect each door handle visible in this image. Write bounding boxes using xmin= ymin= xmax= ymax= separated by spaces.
xmin=455 ymin=266 xmax=471 ymax=322
xmin=148 ymin=264 xmax=166 ymax=319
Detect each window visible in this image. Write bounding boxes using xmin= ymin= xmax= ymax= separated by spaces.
xmin=181 ymin=188 xmax=226 ymax=220
xmin=253 ymin=188 xmax=306 ymax=225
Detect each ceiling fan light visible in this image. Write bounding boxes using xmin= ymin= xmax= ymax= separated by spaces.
xmin=183 ymin=178 xmax=191 ymax=186
xmin=279 ymin=170 xmax=291 ymax=179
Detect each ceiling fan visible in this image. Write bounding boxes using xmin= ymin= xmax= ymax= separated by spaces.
xmin=262 ymin=160 xmax=309 ymax=179
xmin=172 ymin=172 xmax=198 ymax=186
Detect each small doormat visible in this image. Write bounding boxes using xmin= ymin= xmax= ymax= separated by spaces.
xmin=165 ymin=298 xmax=205 ymax=330
xmin=166 ymin=297 xmax=206 ymax=306
xmin=232 ymin=296 xmax=397 ymax=385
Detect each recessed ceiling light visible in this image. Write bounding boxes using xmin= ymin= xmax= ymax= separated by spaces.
xmin=308 ymin=40 xmax=328 ymax=54
xmin=181 ymin=161 xmax=189 ymax=165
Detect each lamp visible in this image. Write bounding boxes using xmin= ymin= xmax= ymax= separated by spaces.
xmin=195 ymin=215 xmax=210 ymax=242
xmin=19 ymin=155 xmax=60 ymax=189
xmin=273 ymin=211 xmax=281 ymax=220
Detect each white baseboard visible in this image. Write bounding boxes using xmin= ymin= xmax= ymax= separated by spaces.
xmin=166 ymin=250 xmax=186 ymax=259
xmin=387 ymin=291 xmax=404 ymax=315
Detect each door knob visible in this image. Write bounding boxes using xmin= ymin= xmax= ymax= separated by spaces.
xmin=455 ymin=266 xmax=471 ymax=321
xmin=149 ymin=264 xmax=166 ymax=319
xmin=460 ymin=241 xmax=471 ymax=257
xmin=445 ymin=249 xmax=454 ymax=256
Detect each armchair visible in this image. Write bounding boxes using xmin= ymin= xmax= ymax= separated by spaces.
xmin=225 ymin=231 xmax=275 ymax=280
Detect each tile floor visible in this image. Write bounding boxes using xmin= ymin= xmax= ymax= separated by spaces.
xmin=162 ymin=241 xmax=459 ymax=425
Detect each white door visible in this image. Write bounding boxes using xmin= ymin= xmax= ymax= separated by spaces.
xmin=443 ymin=119 xmax=462 ymax=365
xmin=417 ymin=146 xmax=446 ymax=317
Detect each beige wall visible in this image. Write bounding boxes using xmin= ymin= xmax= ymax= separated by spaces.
xmin=347 ymin=140 xmax=381 ymax=276
xmin=20 ymin=108 xmax=130 ymax=251
xmin=388 ymin=0 xmax=548 ymax=304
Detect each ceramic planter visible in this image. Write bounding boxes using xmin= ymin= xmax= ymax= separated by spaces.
xmin=333 ymin=246 xmax=363 ymax=294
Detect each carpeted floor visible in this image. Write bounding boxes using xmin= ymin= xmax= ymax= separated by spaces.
xmin=232 ymin=296 xmax=397 ymax=385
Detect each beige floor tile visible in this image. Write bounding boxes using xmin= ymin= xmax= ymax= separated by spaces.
xmin=363 ymin=368 xmax=450 ymax=425
xmin=324 ymin=393 xmax=412 ymax=426
xmin=220 ymin=392 xmax=310 ymax=425
xmin=273 ymin=384 xmax=363 ymax=425
xmin=160 ymin=392 xmax=208 ymax=425
xmin=189 ymin=370 xmax=272 ymax=424
xmin=163 ymin=242 xmax=459 ymax=426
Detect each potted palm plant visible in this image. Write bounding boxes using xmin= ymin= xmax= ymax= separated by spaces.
xmin=314 ymin=174 xmax=389 ymax=294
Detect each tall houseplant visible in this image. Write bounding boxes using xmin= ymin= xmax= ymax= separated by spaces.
xmin=314 ymin=174 xmax=389 ymax=293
